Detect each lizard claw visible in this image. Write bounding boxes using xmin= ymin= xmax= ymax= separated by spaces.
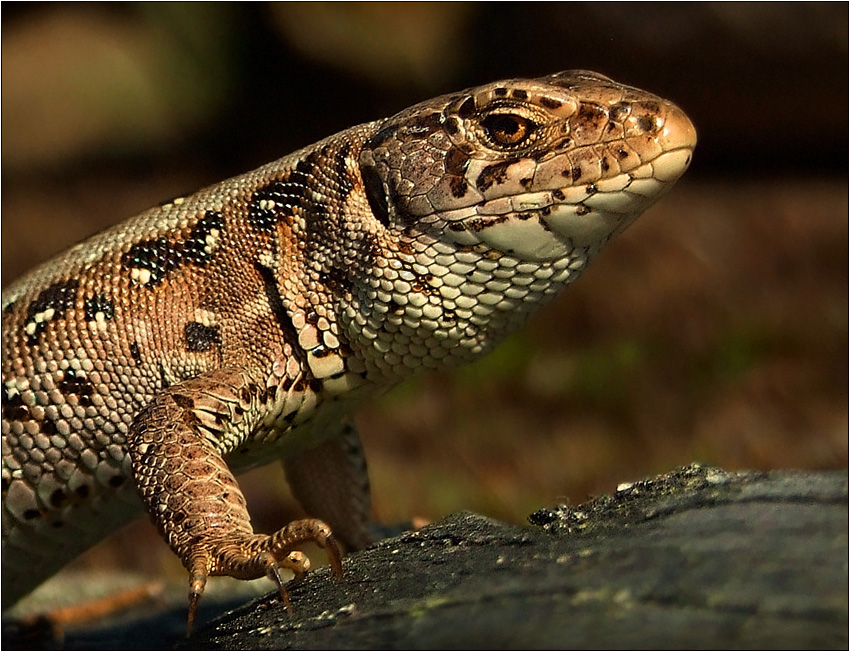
xmin=186 ymin=561 xmax=208 ymax=638
xmin=181 ymin=520 xmax=343 ymax=636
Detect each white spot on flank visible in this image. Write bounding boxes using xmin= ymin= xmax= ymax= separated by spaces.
xmin=204 ymin=228 xmax=221 ymax=254
xmin=194 ymin=309 xmax=218 ymax=327
xmin=130 ymin=268 xmax=152 ymax=285
xmin=37 ymin=308 xmax=55 ymax=323
xmin=95 ymin=312 xmax=108 ymax=333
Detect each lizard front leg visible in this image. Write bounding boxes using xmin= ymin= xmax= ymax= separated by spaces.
xmin=126 ymin=368 xmax=342 ymax=635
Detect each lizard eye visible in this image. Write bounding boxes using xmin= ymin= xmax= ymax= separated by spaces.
xmin=481 ymin=113 xmax=534 ymax=148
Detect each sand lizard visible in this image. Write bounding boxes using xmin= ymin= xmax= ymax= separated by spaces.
xmin=1 ymin=70 xmax=696 ymax=629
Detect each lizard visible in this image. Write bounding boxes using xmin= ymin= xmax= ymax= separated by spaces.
xmin=1 ymin=70 xmax=696 ymax=632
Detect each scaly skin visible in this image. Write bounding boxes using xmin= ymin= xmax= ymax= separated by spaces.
xmin=1 ymin=71 xmax=696 ymax=626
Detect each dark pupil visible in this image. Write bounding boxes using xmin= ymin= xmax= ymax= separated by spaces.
xmin=491 ymin=115 xmax=520 ymax=135
xmin=483 ymin=114 xmax=528 ymax=145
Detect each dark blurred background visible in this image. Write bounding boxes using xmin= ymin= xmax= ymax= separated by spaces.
xmin=2 ymin=3 xmax=847 ymax=596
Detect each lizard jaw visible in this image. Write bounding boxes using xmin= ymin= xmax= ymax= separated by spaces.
xmin=438 ymin=145 xmax=695 ymax=262
xmin=432 ymin=99 xmax=696 ymax=262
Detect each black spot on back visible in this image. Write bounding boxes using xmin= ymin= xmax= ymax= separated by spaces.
xmin=184 ymin=321 xmax=221 ymax=353
xmin=298 ymin=153 xmax=335 ymax=243
xmin=2 ymin=390 xmax=29 ymax=421
xmin=295 ymin=157 xmax=312 ymax=176
xmin=24 ymin=279 xmax=79 ymax=343
xmin=84 ymin=294 xmax=114 ymax=322
xmin=539 ymin=96 xmax=562 ymax=110
xmin=248 ymin=183 xmax=287 ymax=231
xmin=59 ymin=369 xmax=94 ymax=406
xmin=334 ymin=142 xmax=354 ymax=198
xmin=248 ymin=154 xmax=325 ymax=232
xmin=185 ymin=211 xmax=225 ymax=265
xmin=248 ymin=178 xmax=309 ymax=231
xmin=122 ymin=238 xmax=181 ymax=285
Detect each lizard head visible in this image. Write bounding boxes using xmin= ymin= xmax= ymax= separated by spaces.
xmin=359 ymin=70 xmax=696 ymax=261
xmin=348 ymin=71 xmax=696 ymax=375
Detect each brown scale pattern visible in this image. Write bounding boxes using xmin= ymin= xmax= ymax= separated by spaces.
xmin=1 ymin=70 xmax=695 ymax=631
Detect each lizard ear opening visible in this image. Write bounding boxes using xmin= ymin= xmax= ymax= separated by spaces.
xmin=359 ymin=164 xmax=390 ymax=228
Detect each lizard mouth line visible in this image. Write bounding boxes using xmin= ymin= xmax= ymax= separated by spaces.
xmin=440 ymin=147 xmax=693 ymax=261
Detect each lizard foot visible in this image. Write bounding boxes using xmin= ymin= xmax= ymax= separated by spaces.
xmin=185 ymin=519 xmax=343 ymax=637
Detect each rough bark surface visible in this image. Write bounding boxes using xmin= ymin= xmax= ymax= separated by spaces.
xmin=4 ymin=465 xmax=847 ymax=650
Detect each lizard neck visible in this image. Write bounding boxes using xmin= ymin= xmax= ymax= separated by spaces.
xmin=339 ymin=227 xmax=588 ymax=384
